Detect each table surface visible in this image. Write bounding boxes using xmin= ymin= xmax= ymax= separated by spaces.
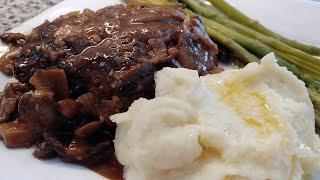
xmin=0 ymin=0 xmax=62 ymax=33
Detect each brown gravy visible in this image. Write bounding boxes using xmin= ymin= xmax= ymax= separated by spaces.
xmin=86 ymin=154 xmax=124 ymax=180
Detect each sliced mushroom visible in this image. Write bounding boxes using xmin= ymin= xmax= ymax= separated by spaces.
xmin=2 ymin=82 xmax=30 ymax=98
xmin=76 ymin=93 xmax=98 ymax=116
xmin=75 ymin=121 xmax=102 ymax=139
xmin=18 ymin=90 xmax=61 ymax=129
xmin=45 ymin=132 xmax=111 ymax=162
xmin=29 ymin=68 xmax=69 ymax=100
xmin=0 ymin=97 xmax=17 ymax=123
xmin=0 ymin=119 xmax=40 ymax=148
xmin=57 ymin=98 xmax=81 ymax=119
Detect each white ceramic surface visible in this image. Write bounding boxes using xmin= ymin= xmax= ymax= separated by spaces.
xmin=0 ymin=0 xmax=319 ymax=179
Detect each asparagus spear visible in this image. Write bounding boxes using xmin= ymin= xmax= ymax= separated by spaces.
xmin=183 ymin=10 xmax=320 ymax=89
xmin=315 ymin=109 xmax=320 ymax=128
xmin=205 ymin=26 xmax=259 ymax=63
xmin=184 ymin=9 xmax=259 ymax=64
xmin=308 ymin=88 xmax=320 ymax=127
xmin=136 ymin=0 xmax=320 ymax=87
xmin=272 ymin=49 xmax=320 ymax=79
xmin=180 ymin=0 xmax=320 ymax=78
xmin=275 ymin=55 xmax=320 ymax=92
xmin=207 ymin=0 xmax=320 ymax=56
xmin=202 ymin=17 xmax=320 ymax=80
xmin=202 ymin=17 xmax=271 ymax=57
xmin=136 ymin=0 xmax=320 ymax=84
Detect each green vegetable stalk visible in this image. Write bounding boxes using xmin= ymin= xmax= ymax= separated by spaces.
xmin=185 ymin=10 xmax=259 ymax=63
xmin=180 ymin=0 xmax=320 ymax=81
xmin=201 ymin=17 xmax=320 ymax=81
xmin=206 ymin=27 xmax=259 ymax=64
xmin=202 ymin=17 xmax=271 ymax=57
xmin=308 ymin=89 xmax=320 ymax=127
xmin=135 ymin=0 xmax=320 ymax=90
xmin=207 ymin=0 xmax=320 ymax=56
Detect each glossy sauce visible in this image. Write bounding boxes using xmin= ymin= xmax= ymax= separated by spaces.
xmin=87 ymin=154 xmax=124 ymax=180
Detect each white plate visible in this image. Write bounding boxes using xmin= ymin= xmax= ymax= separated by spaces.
xmin=0 ymin=0 xmax=320 ymax=179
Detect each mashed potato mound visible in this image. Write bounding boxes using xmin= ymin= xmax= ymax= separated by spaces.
xmin=111 ymin=53 xmax=320 ymax=180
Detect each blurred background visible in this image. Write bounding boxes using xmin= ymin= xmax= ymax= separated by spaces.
xmin=0 ymin=0 xmax=61 ymax=33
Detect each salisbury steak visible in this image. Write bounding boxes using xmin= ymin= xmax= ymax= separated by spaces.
xmin=0 ymin=3 xmax=219 ymax=163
